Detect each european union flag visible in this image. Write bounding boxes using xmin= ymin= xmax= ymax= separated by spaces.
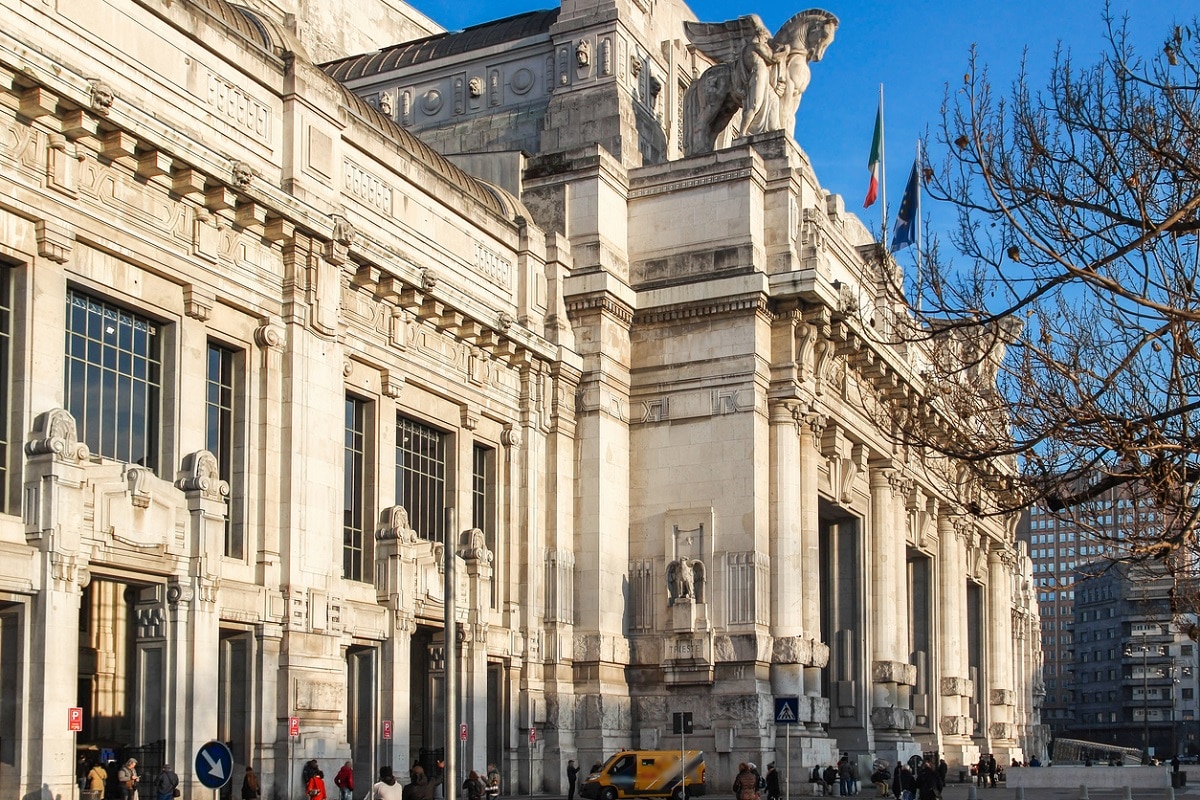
xmin=891 ymin=159 xmax=920 ymax=251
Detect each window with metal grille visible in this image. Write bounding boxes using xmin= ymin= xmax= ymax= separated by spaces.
xmin=65 ymin=289 xmax=161 ymax=471
xmin=344 ymin=396 xmax=373 ymax=581
xmin=207 ymin=343 xmax=244 ymax=558
xmin=396 ymin=416 xmax=446 ymax=542
xmin=0 ymin=265 xmax=11 ymax=512
xmin=473 ymin=443 xmax=495 ymax=605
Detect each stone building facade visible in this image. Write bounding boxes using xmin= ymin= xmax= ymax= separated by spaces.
xmin=0 ymin=0 xmax=1045 ymax=797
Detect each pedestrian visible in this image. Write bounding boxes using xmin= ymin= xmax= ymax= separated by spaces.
xmin=486 ymin=763 xmax=501 ymax=798
xmin=155 ymin=763 xmax=180 ymax=800
xmin=935 ymin=760 xmax=947 ymax=799
xmin=915 ymin=762 xmax=940 ymax=800
xmin=567 ymin=759 xmax=580 ymax=800
xmin=404 ymin=764 xmax=444 ymax=800
xmin=373 ymin=765 xmax=403 ymax=800
xmin=86 ymin=759 xmax=108 ymax=800
xmin=765 ymin=762 xmax=781 ymax=800
xmin=117 ymin=759 xmax=140 ymax=800
xmin=733 ymin=762 xmax=759 ymax=800
xmin=898 ymin=765 xmax=916 ymax=800
xmin=307 ymin=767 xmax=328 ymax=800
xmin=890 ymin=762 xmax=902 ymax=800
xmin=838 ymin=756 xmax=853 ymax=797
xmin=464 ymin=770 xmax=487 ymax=800
xmin=304 ymin=760 xmax=320 ymax=787
xmin=335 ymin=760 xmax=355 ymax=800
xmin=241 ymin=765 xmax=262 ymax=799
xmin=986 ymin=755 xmax=997 ymax=789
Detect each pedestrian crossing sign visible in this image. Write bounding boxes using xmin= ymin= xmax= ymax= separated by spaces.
xmin=774 ymin=697 xmax=800 ymax=725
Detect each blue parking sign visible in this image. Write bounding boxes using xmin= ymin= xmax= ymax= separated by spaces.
xmin=195 ymin=740 xmax=233 ymax=789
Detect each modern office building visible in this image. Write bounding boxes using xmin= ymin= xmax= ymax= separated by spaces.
xmin=1019 ymin=490 xmax=1197 ymax=757
xmin=0 ymin=0 xmax=1044 ymax=797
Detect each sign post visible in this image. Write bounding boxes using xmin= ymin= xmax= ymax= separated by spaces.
xmin=288 ymin=716 xmax=300 ymax=800
xmin=69 ymin=707 xmax=83 ymax=800
xmin=672 ymin=712 xmax=694 ymax=800
xmin=774 ymin=698 xmax=800 ymax=800
xmin=383 ymin=720 xmax=393 ymax=777
xmin=529 ymin=727 xmax=536 ymax=796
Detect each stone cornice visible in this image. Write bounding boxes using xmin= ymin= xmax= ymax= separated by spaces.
xmin=564 ymin=294 xmax=634 ymax=326
xmin=634 ymin=295 xmax=769 ymax=326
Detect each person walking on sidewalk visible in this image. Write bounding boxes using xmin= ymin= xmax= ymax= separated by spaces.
xmin=567 ymin=760 xmax=580 ymax=800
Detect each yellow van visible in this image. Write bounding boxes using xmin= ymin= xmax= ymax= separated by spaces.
xmin=580 ymin=750 xmax=707 ymax=800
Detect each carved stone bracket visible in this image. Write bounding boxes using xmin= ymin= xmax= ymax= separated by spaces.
xmin=988 ymin=722 xmax=1014 ymax=740
xmin=458 ymin=528 xmax=493 ymax=563
xmin=88 ymin=79 xmax=114 ymax=115
xmin=376 ymin=505 xmax=417 ymax=542
xmin=870 ymin=706 xmax=915 ymax=731
xmin=501 ymin=424 xmax=522 ymax=449
xmin=25 ymin=408 xmax=89 ymax=460
xmin=36 ymin=218 xmax=75 ymax=263
xmin=176 ymin=450 xmax=230 ymax=501
xmin=872 ymin=660 xmax=917 ymax=686
xmin=939 ymin=676 xmax=974 ymax=697
xmin=939 ymin=714 xmax=971 ymax=736
xmin=183 ymin=285 xmax=214 ymax=321
xmin=254 ymin=320 xmax=284 ymax=349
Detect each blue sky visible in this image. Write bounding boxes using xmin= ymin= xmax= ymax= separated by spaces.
xmin=408 ymin=0 xmax=1187 ymax=244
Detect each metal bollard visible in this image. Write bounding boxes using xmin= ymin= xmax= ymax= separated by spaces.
xmin=1165 ymin=787 xmax=1175 ymax=800
xmin=1015 ymin=787 xmax=1024 ymax=800
xmin=968 ymin=785 xmax=977 ymax=800
xmin=1124 ymin=786 xmax=1133 ymax=800
xmin=1079 ymin=785 xmax=1089 ymax=800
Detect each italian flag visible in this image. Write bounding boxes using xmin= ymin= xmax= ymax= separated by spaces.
xmin=863 ymin=102 xmax=883 ymax=208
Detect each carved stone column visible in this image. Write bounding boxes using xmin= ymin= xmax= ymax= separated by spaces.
xmin=22 ymin=409 xmax=91 ymax=797
xmin=987 ymin=547 xmax=1017 ymax=756
xmin=254 ymin=318 xmax=285 ymax=572
xmin=769 ymin=400 xmax=804 ymax=691
xmin=799 ymin=411 xmax=830 ymax=732
xmin=937 ymin=515 xmax=973 ymax=759
xmin=869 ymin=467 xmax=916 ymax=755
xmin=172 ymin=450 xmax=230 ymax=779
xmin=460 ymin=528 xmax=495 ymax=771
xmin=376 ymin=506 xmax=416 ymax=780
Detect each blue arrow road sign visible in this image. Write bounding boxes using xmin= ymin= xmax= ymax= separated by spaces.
xmin=774 ymin=696 xmax=800 ymax=725
xmin=195 ymin=740 xmax=233 ymax=789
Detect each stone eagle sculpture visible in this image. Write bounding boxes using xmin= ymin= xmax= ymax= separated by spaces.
xmin=682 ymin=9 xmax=839 ymax=156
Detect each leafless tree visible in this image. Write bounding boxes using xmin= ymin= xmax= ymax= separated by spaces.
xmin=877 ymin=12 xmax=1200 ymax=591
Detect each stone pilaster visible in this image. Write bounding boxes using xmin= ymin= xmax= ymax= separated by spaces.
xmin=869 ymin=467 xmax=916 ymax=757
xmin=938 ymin=515 xmax=973 ymax=762
xmin=987 ymin=547 xmax=1017 ymax=759
xmin=800 ymin=411 xmax=829 ymax=733
xmin=22 ymin=409 xmax=90 ymax=798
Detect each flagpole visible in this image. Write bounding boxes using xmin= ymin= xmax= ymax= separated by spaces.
xmin=879 ymin=84 xmax=887 ymax=244
xmin=915 ymin=138 xmax=922 ymax=314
